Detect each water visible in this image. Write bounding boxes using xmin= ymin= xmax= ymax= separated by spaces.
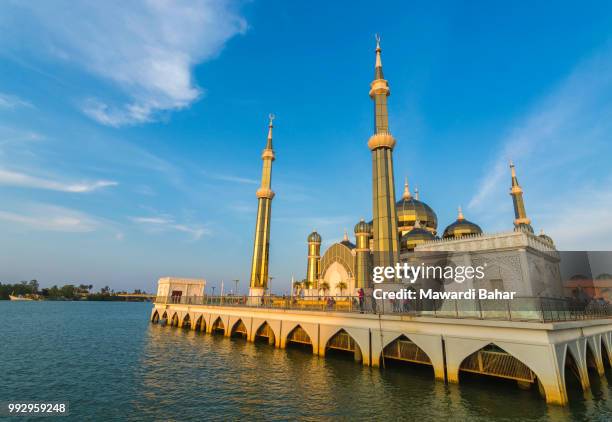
xmin=1 ymin=301 xmax=611 ymax=421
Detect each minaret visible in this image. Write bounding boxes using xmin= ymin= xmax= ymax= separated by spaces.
xmin=368 ymin=35 xmax=400 ymax=273
xmin=402 ymin=177 xmax=411 ymax=200
xmin=249 ymin=115 xmax=276 ymax=296
xmin=414 ymin=186 xmax=419 ymax=200
xmin=306 ymin=231 xmax=322 ymax=289
xmin=354 ymin=219 xmax=372 ymax=289
xmin=509 ymin=161 xmax=533 ymax=233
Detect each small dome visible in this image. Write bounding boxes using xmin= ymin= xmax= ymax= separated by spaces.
xmin=307 ymin=231 xmax=321 ymax=243
xmin=443 ymin=207 xmax=482 ymax=239
xmin=396 ymin=180 xmax=437 ymax=234
xmin=401 ymin=221 xmax=436 ymax=251
xmin=538 ymin=230 xmax=554 ymax=245
xmin=354 ymin=219 xmax=370 ymax=235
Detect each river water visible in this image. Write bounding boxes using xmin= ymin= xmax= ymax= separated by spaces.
xmin=1 ymin=301 xmax=611 ymax=421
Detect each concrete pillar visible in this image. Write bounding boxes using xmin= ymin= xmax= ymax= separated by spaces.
xmin=587 ymin=335 xmax=605 ymax=376
xmin=568 ymin=339 xmax=590 ymax=392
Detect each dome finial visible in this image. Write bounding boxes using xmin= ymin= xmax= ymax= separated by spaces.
xmin=343 ymin=230 xmax=349 ymax=241
xmin=266 ymin=113 xmax=275 ymax=150
xmin=414 ymin=186 xmax=419 ymax=200
xmin=374 ymin=34 xmax=384 ymax=79
xmin=403 ymin=177 xmax=411 ymax=200
xmin=458 ymin=205 xmax=465 ymax=220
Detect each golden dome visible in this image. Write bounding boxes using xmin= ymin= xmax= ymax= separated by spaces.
xmin=401 ymin=221 xmax=436 ymax=251
xmin=354 ymin=219 xmax=370 ymax=235
xmin=307 ymin=231 xmax=322 ymax=243
xmin=396 ymin=179 xmax=437 ymax=235
xmin=442 ymin=207 xmax=482 ymax=239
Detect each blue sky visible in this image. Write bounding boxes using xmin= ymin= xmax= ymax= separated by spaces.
xmin=1 ymin=1 xmax=612 ymax=294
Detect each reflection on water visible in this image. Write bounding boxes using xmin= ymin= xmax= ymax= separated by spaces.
xmin=1 ymin=302 xmax=611 ymax=421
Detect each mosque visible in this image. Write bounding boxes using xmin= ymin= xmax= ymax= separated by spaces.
xmin=248 ymin=37 xmax=563 ymax=299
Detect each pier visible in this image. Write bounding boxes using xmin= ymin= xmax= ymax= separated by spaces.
xmin=151 ymin=295 xmax=612 ymax=406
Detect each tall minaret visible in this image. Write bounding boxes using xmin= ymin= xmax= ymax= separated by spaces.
xmin=306 ymin=231 xmax=322 ymax=288
xmin=249 ymin=115 xmax=276 ymax=296
xmin=368 ymin=35 xmax=400 ymax=273
xmin=509 ymin=161 xmax=533 ymax=233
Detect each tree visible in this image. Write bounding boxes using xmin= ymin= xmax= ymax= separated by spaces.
xmin=100 ymin=286 xmax=111 ymax=295
xmin=29 ymin=280 xmax=39 ymax=293
xmin=319 ymin=282 xmax=330 ymax=294
xmin=336 ymin=281 xmax=348 ymax=296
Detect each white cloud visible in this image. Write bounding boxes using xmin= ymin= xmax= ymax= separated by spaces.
xmin=469 ymin=47 xmax=612 ymax=210
xmin=0 ymin=92 xmax=32 ymax=109
xmin=4 ymin=1 xmax=246 ymax=126
xmin=0 ymin=168 xmax=118 ymax=192
xmin=0 ymin=204 xmax=99 ymax=232
xmin=131 ymin=215 xmax=208 ymax=240
xmin=210 ymin=173 xmax=259 ymax=185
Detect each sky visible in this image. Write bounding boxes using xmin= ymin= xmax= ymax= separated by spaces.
xmin=1 ymin=1 xmax=612 ymax=294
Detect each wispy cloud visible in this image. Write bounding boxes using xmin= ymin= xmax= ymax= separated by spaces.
xmin=0 ymin=203 xmax=99 ymax=232
xmin=0 ymin=168 xmax=118 ymax=192
xmin=209 ymin=173 xmax=259 ymax=185
xmin=469 ymin=46 xmax=612 ymax=210
xmin=130 ymin=215 xmax=208 ymax=240
xmin=1 ymin=1 xmax=246 ymax=126
xmin=0 ymin=92 xmax=32 ymax=109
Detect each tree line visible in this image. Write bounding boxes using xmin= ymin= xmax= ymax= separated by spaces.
xmin=0 ymin=280 xmax=147 ymax=301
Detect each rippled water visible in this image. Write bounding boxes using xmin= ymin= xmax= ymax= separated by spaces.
xmin=1 ymin=302 xmax=611 ymax=421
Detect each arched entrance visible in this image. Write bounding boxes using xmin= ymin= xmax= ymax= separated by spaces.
xmin=170 ymin=313 xmax=179 ymax=327
xmin=255 ymin=322 xmax=275 ymax=345
xmin=564 ymin=348 xmax=583 ymax=400
xmin=320 ymin=243 xmax=356 ymax=296
xmin=325 ymin=329 xmax=362 ymax=362
xmin=459 ymin=344 xmax=538 ymax=392
xmin=211 ymin=317 xmax=225 ymax=335
xmin=151 ymin=311 xmax=160 ymax=323
xmin=181 ymin=314 xmax=191 ymax=329
xmin=286 ymin=325 xmax=313 ymax=352
xmin=231 ymin=320 xmax=248 ymax=339
xmin=382 ymin=335 xmax=432 ymax=373
xmin=193 ymin=316 xmax=204 ymax=332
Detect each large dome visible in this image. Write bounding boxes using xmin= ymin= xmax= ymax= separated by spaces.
xmin=396 ymin=180 xmax=437 ymax=235
xmin=443 ymin=207 xmax=482 ymax=239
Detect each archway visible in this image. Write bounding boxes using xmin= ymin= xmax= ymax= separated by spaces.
xmin=586 ymin=342 xmax=603 ymax=393
xmin=381 ymin=335 xmax=433 ymax=374
xmin=181 ymin=314 xmax=191 ymax=329
xmin=194 ymin=316 xmax=204 ymax=332
xmin=170 ymin=313 xmax=179 ymax=327
xmin=602 ymin=338 xmax=611 ymax=370
xmin=459 ymin=344 xmax=538 ymax=392
xmin=211 ymin=317 xmax=225 ymax=335
xmin=325 ymin=329 xmax=362 ymax=362
xmin=161 ymin=311 xmax=168 ymax=325
xmin=231 ymin=319 xmax=248 ymax=339
xmin=255 ymin=321 xmax=276 ymax=345
xmin=564 ymin=348 xmax=583 ymax=400
xmin=151 ymin=311 xmax=160 ymax=323
xmin=286 ymin=325 xmax=313 ymax=352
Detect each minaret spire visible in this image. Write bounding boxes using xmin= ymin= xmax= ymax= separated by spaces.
xmin=509 ymin=161 xmax=533 ymax=233
xmin=249 ymin=115 xmax=277 ymax=296
xmin=402 ymin=177 xmax=412 ymax=200
xmin=414 ymin=186 xmax=419 ymax=200
xmin=367 ymin=35 xmax=399 ymax=277
xmin=457 ymin=206 xmax=465 ymax=220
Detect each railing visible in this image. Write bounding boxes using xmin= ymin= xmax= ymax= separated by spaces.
xmin=460 ymin=349 xmax=536 ymax=383
xmin=154 ymin=295 xmax=612 ymax=323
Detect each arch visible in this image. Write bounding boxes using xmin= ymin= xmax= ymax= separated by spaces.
xmin=254 ymin=321 xmax=276 ymax=345
xmin=458 ymin=343 xmax=538 ymax=389
xmin=320 ymin=243 xmax=356 ymax=292
xmin=211 ymin=317 xmax=225 ymax=335
xmin=194 ymin=315 xmax=205 ymax=332
xmin=563 ymin=346 xmax=584 ymax=399
xmin=151 ymin=310 xmax=160 ymax=323
xmin=170 ymin=312 xmax=179 ymax=327
xmin=602 ymin=337 xmax=611 ymax=369
xmin=286 ymin=324 xmax=313 ymax=352
xmin=160 ymin=311 xmax=168 ymax=326
xmin=324 ymin=328 xmax=363 ymax=362
xmin=230 ymin=319 xmax=248 ymax=339
xmin=181 ymin=313 xmax=191 ymax=329
xmin=381 ymin=334 xmax=432 ymax=370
